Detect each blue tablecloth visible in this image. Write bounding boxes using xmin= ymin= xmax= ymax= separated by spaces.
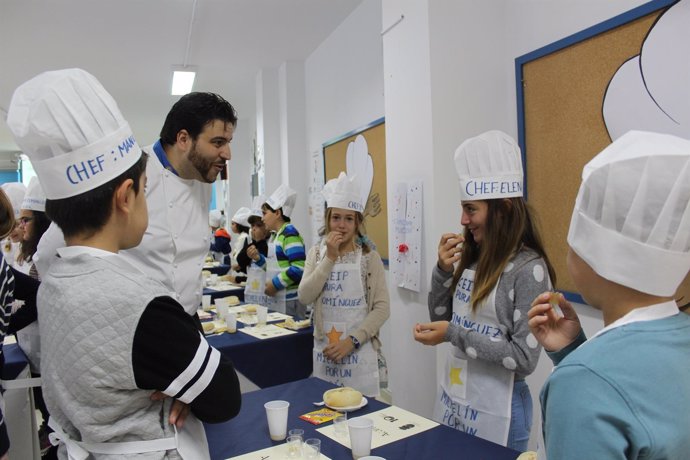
xmin=1 ymin=343 xmax=29 ymax=380
xmin=203 ymin=285 xmax=245 ymax=302
xmin=204 ymin=377 xmax=520 ymax=460
xmin=203 ymin=264 xmax=231 ymax=275
xmin=206 ymin=321 xmax=313 ymax=388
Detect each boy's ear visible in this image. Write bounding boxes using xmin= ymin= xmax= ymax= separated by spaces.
xmin=114 ymin=178 xmax=135 ymax=214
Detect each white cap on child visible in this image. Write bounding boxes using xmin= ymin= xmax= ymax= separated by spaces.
xmin=1 ymin=182 xmax=27 ymax=218
xmin=454 ymin=130 xmax=524 ymax=201
xmin=231 ymin=207 xmax=251 ymax=227
xmin=21 ymin=177 xmax=46 ymax=212
xmin=568 ymin=130 xmax=690 ymax=296
xmin=6 ymin=68 xmax=142 ymax=200
xmin=322 ymin=172 xmax=365 ymax=213
xmin=250 ymin=195 xmax=266 ymax=219
xmin=209 ymin=209 xmax=225 ymax=228
xmin=266 ymin=184 xmax=297 ymax=218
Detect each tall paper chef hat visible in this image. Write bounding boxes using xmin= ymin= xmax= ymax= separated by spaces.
xmin=209 ymin=209 xmax=225 ymax=228
xmin=568 ymin=130 xmax=690 ymax=296
xmin=322 ymin=172 xmax=364 ymax=213
xmin=21 ymin=177 xmax=46 ymax=212
xmin=454 ymin=130 xmax=523 ymax=201
xmin=266 ymin=184 xmax=297 ymax=218
xmin=1 ymin=182 xmax=27 ymax=218
xmin=6 ymin=68 xmax=142 ymax=200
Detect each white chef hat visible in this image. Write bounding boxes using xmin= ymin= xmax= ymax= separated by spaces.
xmin=454 ymin=130 xmax=524 ymax=200
xmin=322 ymin=172 xmax=365 ymax=213
xmin=249 ymin=194 xmax=266 ymax=220
xmin=568 ymin=130 xmax=690 ymax=296
xmin=1 ymin=182 xmax=27 ymax=218
xmin=21 ymin=177 xmax=46 ymax=212
xmin=6 ymin=68 xmax=142 ymax=200
xmin=231 ymin=207 xmax=252 ymax=228
xmin=209 ymin=209 xmax=225 ymax=228
xmin=266 ymin=184 xmax=297 ymax=218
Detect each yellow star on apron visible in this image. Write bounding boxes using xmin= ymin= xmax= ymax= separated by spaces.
xmin=449 ymin=366 xmax=464 ymax=385
xmin=326 ymin=325 xmax=343 ymax=344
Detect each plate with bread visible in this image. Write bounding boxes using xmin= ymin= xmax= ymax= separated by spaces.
xmin=323 ymin=387 xmax=368 ymax=412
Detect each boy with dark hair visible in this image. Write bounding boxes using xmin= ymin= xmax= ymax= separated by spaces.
xmin=8 ymin=68 xmax=241 ymax=459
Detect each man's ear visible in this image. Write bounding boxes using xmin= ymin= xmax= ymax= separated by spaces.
xmin=114 ymin=178 xmax=135 ymax=215
xmin=176 ymin=129 xmax=191 ymax=148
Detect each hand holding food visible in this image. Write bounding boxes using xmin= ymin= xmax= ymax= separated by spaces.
xmin=325 ymin=231 xmax=343 ymax=261
xmin=437 ymin=232 xmax=464 ymax=272
xmin=528 ymin=291 xmax=582 ymax=352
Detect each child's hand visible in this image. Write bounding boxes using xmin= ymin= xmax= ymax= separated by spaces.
xmin=149 ymin=391 xmax=191 ymax=429
xmin=264 ymin=280 xmax=278 ymax=296
xmin=323 ymin=338 xmax=355 ymax=361
xmin=528 ymin=292 xmax=582 ymax=352
xmin=325 ymin=231 xmax=343 ymax=261
xmin=413 ymin=321 xmax=449 ymax=346
xmin=437 ymin=233 xmax=463 ymax=272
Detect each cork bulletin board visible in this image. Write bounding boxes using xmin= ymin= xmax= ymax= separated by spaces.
xmin=515 ymin=0 xmax=676 ymax=301
xmin=323 ymin=118 xmax=388 ymax=263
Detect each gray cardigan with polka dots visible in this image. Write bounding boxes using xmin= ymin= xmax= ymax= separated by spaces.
xmin=428 ymin=247 xmax=550 ymax=381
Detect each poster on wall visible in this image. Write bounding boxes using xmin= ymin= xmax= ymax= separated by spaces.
xmin=391 ymin=181 xmax=423 ymax=292
xmin=308 ymin=149 xmax=326 ymax=248
xmin=323 ymin=118 xmax=388 ymax=264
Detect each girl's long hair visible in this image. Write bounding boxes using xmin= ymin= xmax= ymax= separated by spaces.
xmin=452 ymin=198 xmax=556 ymax=312
xmin=319 ymin=208 xmax=371 ymax=254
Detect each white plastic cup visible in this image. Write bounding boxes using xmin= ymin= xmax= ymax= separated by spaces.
xmin=264 ymin=400 xmax=290 ymax=441
xmin=215 ymin=297 xmax=231 ymax=309
xmin=256 ymin=305 xmax=268 ymax=327
xmin=226 ymin=313 xmax=237 ymax=333
xmin=348 ymin=417 xmax=374 ymax=459
xmin=304 ymin=438 xmax=321 ymax=460
xmin=201 ymin=295 xmax=212 ymax=311
xmin=209 ymin=273 xmax=219 ymax=284
xmin=217 ymin=303 xmax=230 ymax=321
xmin=333 ymin=412 xmax=348 ymax=438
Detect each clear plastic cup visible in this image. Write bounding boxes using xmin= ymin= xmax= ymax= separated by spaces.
xmin=304 ymin=438 xmax=321 ymax=460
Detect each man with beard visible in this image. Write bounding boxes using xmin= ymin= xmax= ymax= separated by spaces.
xmin=35 ymin=92 xmax=237 ymax=318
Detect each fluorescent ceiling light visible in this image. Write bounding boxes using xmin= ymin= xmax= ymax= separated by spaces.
xmin=171 ymin=70 xmax=196 ymax=95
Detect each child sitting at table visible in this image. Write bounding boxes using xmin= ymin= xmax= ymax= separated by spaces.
xmin=528 ymin=130 xmax=690 ymax=459
xmin=298 ymin=172 xmax=390 ymax=397
xmin=233 ymin=202 xmax=270 ymax=284
xmin=254 ymin=184 xmax=307 ymax=318
xmin=7 ymin=68 xmax=241 ymax=459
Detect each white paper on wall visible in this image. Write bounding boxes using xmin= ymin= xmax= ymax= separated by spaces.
xmin=391 ymin=181 xmax=423 ymax=292
xmin=309 ymin=149 xmax=326 ymax=248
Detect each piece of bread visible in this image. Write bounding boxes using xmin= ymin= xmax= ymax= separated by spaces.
xmin=225 ymin=296 xmax=240 ymax=306
xmin=517 ymin=452 xmax=537 ymax=460
xmin=323 ymin=387 xmax=363 ymax=408
xmin=202 ymin=322 xmax=215 ymax=333
xmin=244 ymin=304 xmax=258 ymax=313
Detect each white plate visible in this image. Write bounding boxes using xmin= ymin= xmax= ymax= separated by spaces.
xmin=325 ymin=396 xmax=368 ymax=412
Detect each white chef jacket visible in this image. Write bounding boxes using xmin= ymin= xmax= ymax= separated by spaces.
xmin=120 ymin=144 xmax=211 ymax=315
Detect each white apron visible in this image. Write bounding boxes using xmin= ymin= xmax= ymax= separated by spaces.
xmin=263 ymin=242 xmax=286 ymax=314
xmin=244 ymin=264 xmax=268 ymax=306
xmin=48 ymin=411 xmax=210 ymax=460
xmin=432 ymin=268 xmax=514 ymax=446
xmin=312 ymin=247 xmax=379 ymax=397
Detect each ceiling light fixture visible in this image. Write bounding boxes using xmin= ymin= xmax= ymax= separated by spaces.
xmin=171 ymin=0 xmax=198 ymax=96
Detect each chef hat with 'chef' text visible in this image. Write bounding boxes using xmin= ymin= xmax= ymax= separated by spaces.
xmin=231 ymin=207 xmax=251 ymax=228
xmin=322 ymin=172 xmax=365 ymax=213
xmin=21 ymin=177 xmax=46 ymax=212
xmin=6 ymin=68 xmax=142 ymax=200
xmin=454 ymin=130 xmax=523 ymax=201
xmin=266 ymin=184 xmax=297 ymax=218
xmin=1 ymin=182 xmax=27 ymax=218
xmin=568 ymin=130 xmax=690 ymax=296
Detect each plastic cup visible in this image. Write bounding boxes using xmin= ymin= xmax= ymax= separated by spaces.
xmin=209 ymin=273 xmax=218 ymax=284
xmin=201 ymin=295 xmax=212 ymax=311
xmin=304 ymin=438 xmax=321 ymax=460
xmin=348 ymin=417 xmax=374 ymax=459
xmin=256 ymin=305 xmax=268 ymax=327
xmin=333 ymin=412 xmax=348 ymax=438
xmin=226 ymin=313 xmax=237 ymax=333
xmin=216 ymin=303 xmax=230 ymax=321
xmin=285 ymin=434 xmax=303 ymax=458
xmin=264 ymin=400 xmax=290 ymax=441
xmin=288 ymin=428 xmax=304 ymax=440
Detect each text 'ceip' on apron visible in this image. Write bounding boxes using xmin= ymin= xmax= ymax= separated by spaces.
xmin=432 ymin=268 xmax=514 ymax=446
xmin=312 ymin=246 xmax=379 ymax=397
xmin=48 ymin=410 xmax=210 ymax=460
